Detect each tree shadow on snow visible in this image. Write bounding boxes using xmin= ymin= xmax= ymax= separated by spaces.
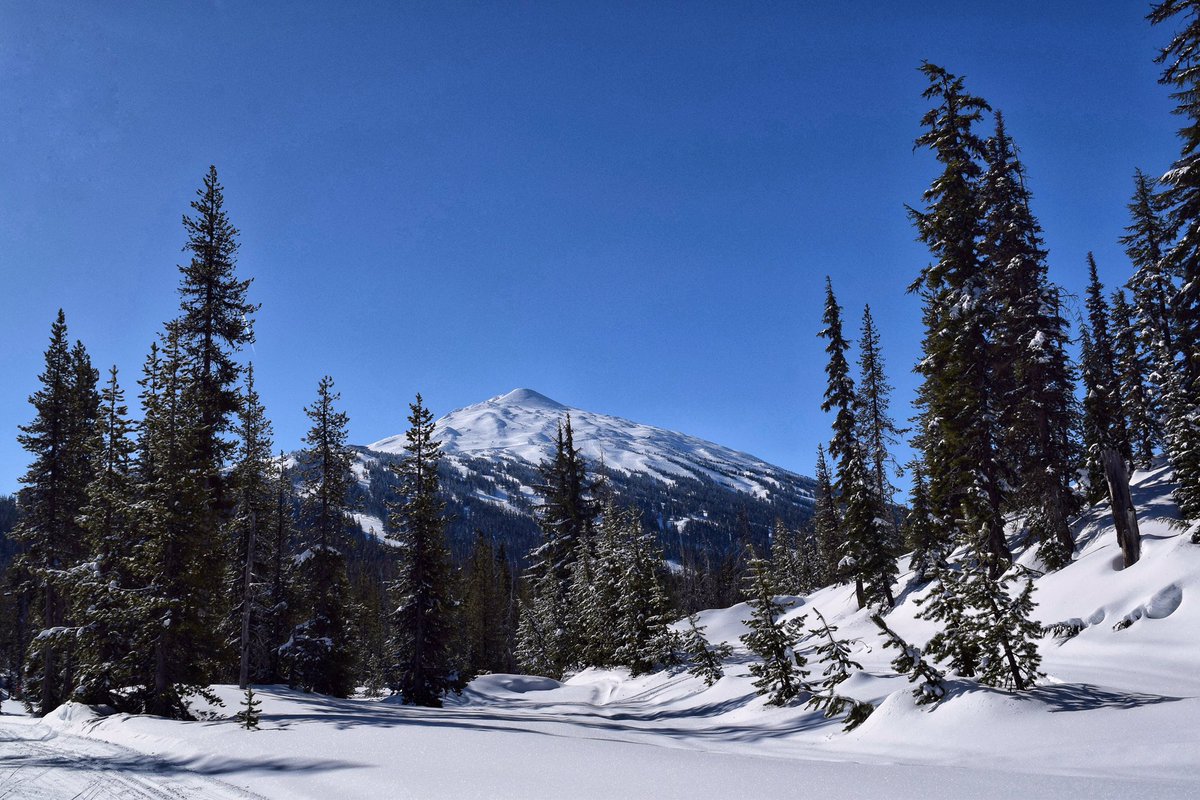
xmin=1031 ymin=683 xmax=1183 ymax=713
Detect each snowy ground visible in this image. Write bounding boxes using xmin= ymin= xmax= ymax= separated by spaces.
xmin=1 ymin=466 xmax=1197 ymax=799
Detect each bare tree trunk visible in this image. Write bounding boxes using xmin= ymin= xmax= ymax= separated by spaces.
xmin=239 ymin=510 xmax=256 ymax=690
xmin=1102 ymin=448 xmax=1141 ymax=568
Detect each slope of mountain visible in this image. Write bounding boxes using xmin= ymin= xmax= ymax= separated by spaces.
xmin=352 ymin=389 xmax=816 ymax=562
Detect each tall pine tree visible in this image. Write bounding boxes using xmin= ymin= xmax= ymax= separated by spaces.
xmin=387 ymin=394 xmax=457 ymax=707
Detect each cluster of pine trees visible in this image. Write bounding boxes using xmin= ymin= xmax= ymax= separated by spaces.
xmin=514 ymin=419 xmax=678 ymax=679
xmin=746 ymin=2 xmax=1200 ymax=706
xmin=0 ymin=168 xmax=514 ymax=716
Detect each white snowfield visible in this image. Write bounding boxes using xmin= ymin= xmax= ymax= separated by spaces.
xmin=369 ymin=388 xmax=810 ymax=500
xmin=1 ymin=466 xmax=1198 ymax=799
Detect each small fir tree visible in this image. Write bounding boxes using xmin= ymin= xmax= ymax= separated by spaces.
xmin=681 ymin=614 xmax=732 ymax=686
xmin=740 ymin=553 xmax=808 ymax=706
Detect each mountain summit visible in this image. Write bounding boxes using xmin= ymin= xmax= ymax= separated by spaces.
xmin=370 ymin=388 xmax=805 ymax=499
xmin=356 ymin=389 xmax=814 ymax=561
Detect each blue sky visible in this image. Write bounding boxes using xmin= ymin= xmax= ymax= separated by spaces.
xmin=0 ymin=2 xmax=1181 ymax=492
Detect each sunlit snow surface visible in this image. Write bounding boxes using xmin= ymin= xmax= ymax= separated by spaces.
xmin=2 ymin=466 xmax=1197 ymax=798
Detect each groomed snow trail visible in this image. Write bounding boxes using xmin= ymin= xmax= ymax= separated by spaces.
xmin=0 ymin=715 xmax=264 ymax=800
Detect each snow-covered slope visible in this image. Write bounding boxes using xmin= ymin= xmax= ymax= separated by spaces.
xmin=14 ymin=467 xmax=1198 ymax=799
xmin=369 ymin=388 xmax=806 ymax=501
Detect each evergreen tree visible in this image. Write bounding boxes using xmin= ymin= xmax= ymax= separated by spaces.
xmin=517 ymin=416 xmax=594 ymax=677
xmin=612 ymin=508 xmax=676 ymax=676
xmin=1111 ymin=289 xmax=1159 ymax=468
xmin=681 ymin=613 xmax=731 ymax=686
xmin=871 ymin=613 xmax=946 ymax=706
xmin=820 ymin=280 xmax=892 ymax=608
xmin=72 ymin=366 xmax=139 ymax=708
xmin=137 ymin=323 xmax=223 ymax=718
xmin=265 ymin=452 xmax=296 ymax=683
xmin=236 ymin=685 xmax=262 ymax=730
xmin=14 ymin=311 xmax=99 ymax=714
xmin=819 ymin=278 xmax=858 ymax=472
xmin=176 ymin=165 xmax=257 ymax=496
xmin=971 ymin=569 xmax=1043 ymax=691
xmin=903 ymin=464 xmax=941 ymax=583
xmin=1147 ymin=1 xmax=1200 ymax=521
xmin=285 ymin=376 xmax=355 ymax=697
xmin=1121 ymin=169 xmax=1178 ymax=427
xmin=840 ymin=442 xmax=897 ymax=609
xmin=908 ymin=64 xmax=1011 ymax=575
xmin=914 ymin=561 xmax=980 ymax=678
xmin=769 ymin=518 xmax=804 ymax=595
xmin=387 ymin=394 xmax=456 ymax=707
xmin=855 ymin=305 xmax=902 ymax=531
xmin=1081 ymin=253 xmax=1133 ymax=497
xmin=462 ymin=531 xmax=518 ymax=676
xmin=740 ymin=553 xmax=808 ymax=706
xmin=230 ymin=365 xmax=276 ymax=688
xmin=980 ymin=113 xmax=1079 ymax=568
xmin=811 ymin=445 xmax=840 ymax=585
xmin=807 ymin=608 xmax=861 ymax=692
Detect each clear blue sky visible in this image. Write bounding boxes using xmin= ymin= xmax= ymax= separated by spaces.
xmin=0 ymin=1 xmax=1180 ymax=493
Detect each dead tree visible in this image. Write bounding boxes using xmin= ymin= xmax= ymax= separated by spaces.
xmin=1102 ymin=448 xmax=1141 ymax=568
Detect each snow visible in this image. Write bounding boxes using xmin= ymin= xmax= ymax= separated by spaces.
xmin=368 ymin=388 xmax=809 ymax=500
xmin=2 ymin=466 xmax=1197 ymax=798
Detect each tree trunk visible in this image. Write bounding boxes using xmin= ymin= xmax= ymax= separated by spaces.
xmin=239 ymin=509 xmax=256 ymax=690
xmin=1101 ymin=448 xmax=1141 ymax=568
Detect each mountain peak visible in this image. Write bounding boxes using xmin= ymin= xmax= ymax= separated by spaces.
xmin=491 ymin=388 xmax=567 ymax=410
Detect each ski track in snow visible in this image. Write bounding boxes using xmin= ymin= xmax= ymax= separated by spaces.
xmin=0 ymin=718 xmax=265 ymax=800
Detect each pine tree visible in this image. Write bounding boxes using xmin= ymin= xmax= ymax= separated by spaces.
xmin=819 ymin=280 xmax=892 ymax=608
xmin=236 ymin=685 xmax=262 ymax=730
xmin=681 ymin=613 xmax=731 ymax=686
xmin=136 ymin=323 xmax=222 ymax=718
xmin=740 ymin=553 xmax=807 ymax=706
xmin=135 ymin=324 xmax=222 ymax=716
xmin=176 ymin=165 xmax=257 ymax=496
xmin=1111 ymin=289 xmax=1159 ymax=468
xmin=971 ymin=569 xmax=1043 ymax=691
xmin=871 ymin=614 xmax=946 ymax=705
xmin=517 ymin=416 xmax=594 ymax=677
xmin=230 ymin=365 xmax=276 ymax=688
xmin=14 ymin=311 xmax=99 ymax=714
xmin=72 ymin=366 xmax=140 ymax=708
xmin=265 ymin=452 xmax=296 ymax=683
xmin=769 ymin=519 xmax=804 ymax=595
xmin=1081 ymin=253 xmax=1134 ymax=497
xmin=980 ymin=113 xmax=1079 ymax=569
xmin=856 ymin=305 xmax=902 ymax=534
xmin=904 ymin=464 xmax=941 ymax=583
xmin=285 ymin=376 xmax=355 ymax=697
xmin=612 ymin=507 xmax=676 ymax=676
xmin=914 ymin=561 xmax=980 ymax=678
xmin=908 ymin=64 xmax=1011 ymax=575
xmin=1121 ymin=169 xmax=1178 ymax=430
xmin=1147 ymin=2 xmax=1200 ymax=521
xmin=819 ymin=278 xmax=858 ymax=473
xmin=462 ymin=531 xmax=517 ymax=676
xmin=805 ymin=607 xmax=874 ymax=731
xmin=807 ymin=608 xmax=861 ymax=692
xmin=811 ymin=445 xmax=840 ymax=585
xmin=387 ymin=394 xmax=456 ymax=707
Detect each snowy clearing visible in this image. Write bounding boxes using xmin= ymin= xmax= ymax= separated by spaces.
xmin=1 ymin=466 xmax=1197 ymax=799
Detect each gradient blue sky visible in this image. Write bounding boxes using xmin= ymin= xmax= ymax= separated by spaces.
xmin=0 ymin=2 xmax=1181 ymax=492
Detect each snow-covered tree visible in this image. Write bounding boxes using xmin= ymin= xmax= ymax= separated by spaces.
xmin=681 ymin=613 xmax=732 ymax=686
xmin=740 ymin=554 xmax=808 ymax=705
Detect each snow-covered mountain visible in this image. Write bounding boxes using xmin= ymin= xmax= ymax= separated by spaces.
xmin=352 ymin=389 xmax=815 ymax=561
xmin=371 ymin=388 xmax=805 ymax=500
